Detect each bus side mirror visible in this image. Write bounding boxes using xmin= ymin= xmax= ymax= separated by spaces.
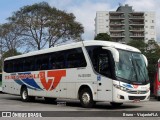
xmin=102 ymin=47 xmax=119 ymax=62
xmin=142 ymin=54 xmax=148 ymax=67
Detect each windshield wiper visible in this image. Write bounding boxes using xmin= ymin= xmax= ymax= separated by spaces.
xmin=131 ymin=59 xmax=139 ymax=82
xmin=133 ymin=60 xmax=147 ymax=83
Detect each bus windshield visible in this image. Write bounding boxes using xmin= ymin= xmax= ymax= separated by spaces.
xmin=116 ymin=50 xmax=149 ymax=84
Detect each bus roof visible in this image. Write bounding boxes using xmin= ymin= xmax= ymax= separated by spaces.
xmin=5 ymin=40 xmax=141 ymax=61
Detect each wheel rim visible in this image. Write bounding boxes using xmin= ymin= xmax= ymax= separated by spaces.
xmin=22 ymin=90 xmax=27 ymax=100
xmin=82 ymin=92 xmax=90 ymax=104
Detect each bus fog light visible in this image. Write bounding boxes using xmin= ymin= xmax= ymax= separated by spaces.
xmin=117 ymin=94 xmax=124 ymax=99
xmin=117 ymin=94 xmax=120 ymax=99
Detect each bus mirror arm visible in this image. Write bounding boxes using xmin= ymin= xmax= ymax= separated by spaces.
xmin=102 ymin=47 xmax=119 ymax=63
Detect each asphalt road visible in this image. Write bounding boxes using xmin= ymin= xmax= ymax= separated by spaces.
xmin=0 ymin=93 xmax=160 ymax=120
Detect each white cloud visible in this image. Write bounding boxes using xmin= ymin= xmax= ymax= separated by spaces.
xmin=48 ymin=0 xmax=160 ymax=41
xmin=49 ymin=0 xmax=112 ymax=40
xmin=48 ymin=0 xmax=73 ymax=9
xmin=68 ymin=1 xmax=112 ymax=40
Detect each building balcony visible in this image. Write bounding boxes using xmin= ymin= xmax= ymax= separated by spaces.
xmin=110 ymin=34 xmax=125 ymax=37
xmin=129 ymin=12 xmax=144 ymax=15
xmin=130 ymin=34 xmax=144 ymax=37
xmin=109 ymin=12 xmax=124 ymax=15
xmin=110 ymin=28 xmax=125 ymax=31
xmin=110 ymin=22 xmax=124 ymax=26
xmin=129 ymin=16 xmax=144 ymax=19
xmin=129 ymin=29 xmax=144 ymax=31
xmin=129 ymin=22 xmax=144 ymax=26
xmin=130 ymin=38 xmax=144 ymax=41
xmin=109 ymin=16 xmax=125 ymax=19
xmin=111 ymin=38 xmax=125 ymax=43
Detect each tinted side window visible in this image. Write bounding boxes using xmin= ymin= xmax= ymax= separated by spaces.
xmin=41 ymin=55 xmax=49 ymax=70
xmin=54 ymin=51 xmax=65 ymax=69
xmin=66 ymin=48 xmax=87 ymax=68
xmin=4 ymin=47 xmax=87 ymax=72
xmin=23 ymin=57 xmax=35 ymax=71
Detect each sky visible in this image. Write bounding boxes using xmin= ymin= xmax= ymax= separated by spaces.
xmin=0 ymin=0 xmax=160 ymax=42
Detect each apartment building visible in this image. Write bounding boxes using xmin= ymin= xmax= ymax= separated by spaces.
xmin=95 ymin=4 xmax=156 ymax=43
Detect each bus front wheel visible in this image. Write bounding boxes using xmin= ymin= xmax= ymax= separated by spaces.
xmin=79 ymin=88 xmax=95 ymax=108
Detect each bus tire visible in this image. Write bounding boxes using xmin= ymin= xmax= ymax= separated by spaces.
xmin=158 ymin=97 xmax=160 ymax=101
xmin=21 ymin=87 xmax=34 ymax=102
xmin=79 ymin=88 xmax=94 ymax=108
xmin=44 ymin=97 xmax=57 ymax=103
xmin=110 ymin=102 xmax=123 ymax=107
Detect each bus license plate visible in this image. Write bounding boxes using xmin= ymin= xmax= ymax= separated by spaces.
xmin=133 ymin=99 xmax=140 ymax=103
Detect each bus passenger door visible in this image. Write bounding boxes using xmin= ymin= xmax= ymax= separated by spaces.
xmin=97 ymin=54 xmax=113 ymax=101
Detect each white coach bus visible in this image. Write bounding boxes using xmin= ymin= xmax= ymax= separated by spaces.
xmin=2 ymin=40 xmax=150 ymax=108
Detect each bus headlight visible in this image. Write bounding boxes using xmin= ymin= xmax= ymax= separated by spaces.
xmin=113 ymin=84 xmax=129 ymax=92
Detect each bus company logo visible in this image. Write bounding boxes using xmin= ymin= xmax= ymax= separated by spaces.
xmin=39 ymin=70 xmax=66 ymax=91
xmin=122 ymin=84 xmax=133 ymax=89
xmin=6 ymin=70 xmax=66 ymax=91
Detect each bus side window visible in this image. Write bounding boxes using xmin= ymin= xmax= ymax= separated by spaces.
xmin=55 ymin=51 xmax=65 ymax=69
xmin=8 ymin=61 xmax=13 ymax=73
xmin=49 ymin=53 xmax=57 ymax=69
xmin=41 ymin=55 xmax=49 ymax=70
xmin=4 ymin=61 xmax=12 ymax=73
xmin=35 ymin=56 xmax=42 ymax=71
xmin=66 ymin=48 xmax=87 ymax=68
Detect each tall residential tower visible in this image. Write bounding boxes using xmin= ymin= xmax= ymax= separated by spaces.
xmin=95 ymin=4 xmax=156 ymax=43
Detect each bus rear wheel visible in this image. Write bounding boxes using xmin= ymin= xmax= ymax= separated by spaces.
xmin=21 ymin=87 xmax=35 ymax=102
xmin=158 ymin=97 xmax=160 ymax=101
xmin=44 ymin=97 xmax=57 ymax=103
xmin=79 ymin=88 xmax=95 ymax=108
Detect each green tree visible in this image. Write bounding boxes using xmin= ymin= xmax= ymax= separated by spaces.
xmin=0 ymin=23 xmax=24 ymax=52
xmin=2 ymin=49 xmax=21 ymax=59
xmin=8 ymin=2 xmax=84 ymax=50
xmin=94 ymin=33 xmax=111 ymax=41
xmin=127 ymin=40 xmax=147 ymax=53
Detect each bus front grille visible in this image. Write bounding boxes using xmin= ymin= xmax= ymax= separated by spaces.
xmin=127 ymin=90 xmax=147 ymax=94
xmin=128 ymin=96 xmax=146 ymax=100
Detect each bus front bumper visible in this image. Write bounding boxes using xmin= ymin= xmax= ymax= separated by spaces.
xmin=113 ymin=89 xmax=150 ymax=103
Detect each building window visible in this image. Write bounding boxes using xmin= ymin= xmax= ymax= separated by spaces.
xmin=145 ymin=20 xmax=147 ymax=22
xmin=98 ymin=14 xmax=103 ymax=17
xmin=151 ymin=20 xmax=154 ymax=23
xmin=150 ymin=26 xmax=154 ymax=29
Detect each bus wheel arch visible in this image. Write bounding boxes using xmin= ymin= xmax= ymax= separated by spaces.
xmin=20 ymin=85 xmax=35 ymax=102
xmin=78 ymin=85 xmax=95 ymax=108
